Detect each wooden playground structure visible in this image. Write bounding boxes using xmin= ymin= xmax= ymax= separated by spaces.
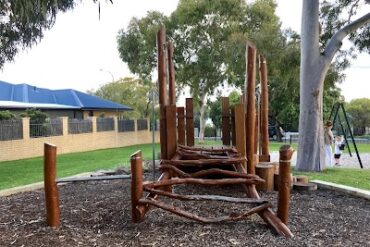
xmin=43 ymin=26 xmax=294 ymax=238
xmin=129 ymin=26 xmax=294 ymax=238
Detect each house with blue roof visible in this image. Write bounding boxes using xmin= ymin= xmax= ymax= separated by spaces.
xmin=0 ymin=80 xmax=132 ymax=119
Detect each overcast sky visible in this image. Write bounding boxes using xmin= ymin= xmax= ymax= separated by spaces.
xmin=0 ymin=0 xmax=369 ymax=102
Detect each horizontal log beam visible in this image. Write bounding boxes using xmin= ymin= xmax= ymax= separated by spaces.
xmin=160 ymin=165 xmax=264 ymax=182
xmin=178 ymin=144 xmax=238 ymax=154
xmin=139 ymin=198 xmax=271 ymax=223
xmin=144 ymin=187 xmax=269 ymax=204
xmin=143 ymin=177 xmax=262 ymax=188
xmin=161 ymin=158 xmax=245 ymax=167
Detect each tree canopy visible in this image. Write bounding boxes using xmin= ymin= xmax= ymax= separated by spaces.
xmin=93 ymin=77 xmax=151 ymax=119
xmin=117 ymin=0 xmax=292 ymax=141
xmin=346 ymin=98 xmax=370 ymax=136
xmin=0 ymin=0 xmax=76 ymax=68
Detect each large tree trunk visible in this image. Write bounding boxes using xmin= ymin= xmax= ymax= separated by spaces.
xmin=297 ymin=0 xmax=370 ymax=171
xmin=296 ymin=0 xmax=330 ymax=171
xmin=198 ymin=93 xmax=207 ymax=144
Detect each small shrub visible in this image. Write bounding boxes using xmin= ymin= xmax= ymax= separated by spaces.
xmin=0 ymin=110 xmax=16 ymax=120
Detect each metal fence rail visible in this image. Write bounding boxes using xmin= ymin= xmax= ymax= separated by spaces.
xmin=68 ymin=119 xmax=93 ymax=134
xmin=118 ymin=119 xmax=135 ymax=132
xmin=0 ymin=119 xmax=23 ymax=141
xmin=30 ymin=118 xmax=63 ymax=138
xmin=97 ymin=117 xmax=114 ymax=132
xmin=137 ymin=119 xmax=148 ymax=131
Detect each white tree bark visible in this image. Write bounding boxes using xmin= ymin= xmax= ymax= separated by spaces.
xmin=198 ymin=92 xmax=207 ymax=143
xmin=297 ymin=0 xmax=370 ymax=171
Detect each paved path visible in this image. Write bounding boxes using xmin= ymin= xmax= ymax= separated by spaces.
xmin=270 ymin=152 xmax=369 ymax=169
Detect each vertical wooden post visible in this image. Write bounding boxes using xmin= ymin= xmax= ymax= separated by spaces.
xmin=131 ymin=151 xmax=143 ymax=223
xmin=185 ymin=98 xmax=194 ymax=146
xmin=231 ymin=107 xmax=236 ymax=146
xmin=259 ymin=55 xmax=270 ymax=162
xmin=222 ymin=97 xmax=231 ymax=146
xmin=234 ymin=104 xmax=246 ymax=169
xmin=44 ymin=143 xmax=60 ymax=228
xmin=254 ymin=111 xmax=259 ymax=156
xmin=177 ymin=107 xmax=185 ymax=145
xmin=245 ymin=43 xmax=257 ymax=175
xmin=166 ymin=105 xmax=177 ymax=159
xmin=157 ymin=26 xmax=168 ymax=159
xmin=167 ymin=42 xmax=176 ymax=106
xmin=277 ymin=145 xmax=294 ymax=225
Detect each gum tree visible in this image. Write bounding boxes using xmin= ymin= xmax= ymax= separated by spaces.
xmin=297 ymin=0 xmax=370 ymax=171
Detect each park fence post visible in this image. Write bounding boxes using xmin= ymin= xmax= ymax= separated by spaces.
xmin=277 ymin=145 xmax=294 ymax=224
xmin=44 ymin=143 xmax=60 ymax=228
xmin=131 ymin=151 xmax=143 ymax=223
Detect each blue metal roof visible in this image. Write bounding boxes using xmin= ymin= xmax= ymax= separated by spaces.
xmin=0 ymin=80 xmax=132 ymax=111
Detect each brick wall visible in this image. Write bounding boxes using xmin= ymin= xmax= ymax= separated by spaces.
xmin=0 ymin=117 xmax=159 ymax=162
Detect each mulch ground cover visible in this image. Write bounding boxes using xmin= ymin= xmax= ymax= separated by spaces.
xmin=1 ymin=173 xmax=369 ymax=247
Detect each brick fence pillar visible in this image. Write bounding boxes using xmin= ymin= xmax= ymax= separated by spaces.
xmin=22 ymin=117 xmax=30 ymax=140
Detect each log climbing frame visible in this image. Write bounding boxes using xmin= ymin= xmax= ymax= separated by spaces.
xmin=130 ymin=26 xmax=294 ymax=238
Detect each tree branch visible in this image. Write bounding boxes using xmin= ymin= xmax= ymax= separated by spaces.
xmin=324 ymin=12 xmax=370 ymax=62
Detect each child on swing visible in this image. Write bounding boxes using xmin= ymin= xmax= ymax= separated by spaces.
xmin=334 ymin=135 xmax=344 ymax=166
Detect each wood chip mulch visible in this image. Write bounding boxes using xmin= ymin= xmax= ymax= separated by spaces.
xmin=0 ymin=175 xmax=369 ymax=246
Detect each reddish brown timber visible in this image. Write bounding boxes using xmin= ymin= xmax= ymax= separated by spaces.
xmin=167 ymin=41 xmax=176 ymax=106
xmin=166 ymin=105 xmax=177 ymax=159
xmin=143 ymin=177 xmax=261 ymax=188
xmin=44 ymin=143 xmax=60 ymax=228
xmin=277 ymin=145 xmax=294 ymax=225
xmin=222 ymin=97 xmax=231 ymax=145
xmin=159 ymin=165 xmax=265 ymax=182
xmin=259 ymin=55 xmax=270 ymax=161
xmin=185 ymin=98 xmax=195 ymax=146
xmin=234 ymin=162 xmax=293 ymax=238
xmin=234 ymin=104 xmax=247 ymax=169
xmin=176 ymin=150 xmax=230 ymax=160
xmin=177 ymin=107 xmax=186 ymax=145
xmin=157 ymin=26 xmax=168 ymax=159
xmin=131 ymin=150 xmax=145 ymax=223
xmin=139 ymin=198 xmax=271 ymax=223
xmin=231 ymin=107 xmax=236 ymax=146
xmin=178 ymin=144 xmax=238 ymax=154
xmin=245 ymin=43 xmax=257 ymax=175
xmin=161 ymin=158 xmax=245 ymax=167
xmin=143 ymin=187 xmax=269 ymax=204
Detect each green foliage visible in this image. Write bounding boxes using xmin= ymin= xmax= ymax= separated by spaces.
xmin=117 ymin=12 xmax=168 ymax=82
xmin=204 ymin=125 xmax=217 ymax=137
xmin=20 ymin=108 xmax=49 ymax=136
xmin=346 ymin=98 xmax=370 ymax=135
xmin=93 ymin=77 xmax=151 ymax=119
xmin=0 ymin=110 xmax=16 ymax=120
xmin=208 ymin=90 xmax=240 ymax=129
xmin=320 ymin=1 xmax=370 ymax=68
xmin=0 ymin=0 xmax=77 ymax=68
xmin=21 ymin=108 xmax=48 ymax=123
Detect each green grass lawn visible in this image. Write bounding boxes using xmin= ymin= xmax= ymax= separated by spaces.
xmin=0 ymin=143 xmax=159 ymax=190
xmin=0 ymin=141 xmax=369 ymax=191
xmin=294 ymin=167 xmax=370 ymax=191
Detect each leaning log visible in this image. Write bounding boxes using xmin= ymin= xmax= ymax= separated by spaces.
xmin=139 ymin=198 xmax=271 ymax=223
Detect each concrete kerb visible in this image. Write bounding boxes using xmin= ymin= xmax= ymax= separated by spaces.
xmin=311 ymin=180 xmax=370 ymax=201
xmin=0 ymin=172 xmax=93 ymax=197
